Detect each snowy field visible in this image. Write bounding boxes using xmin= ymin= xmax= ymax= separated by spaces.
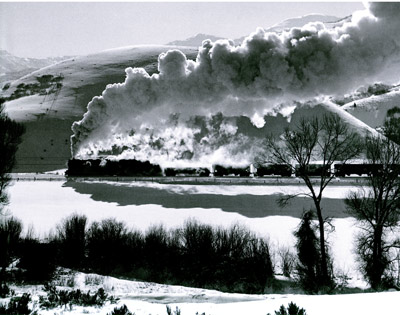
xmin=4 ymin=270 xmax=400 ymax=315
xmin=8 ymin=179 xmax=362 ymax=284
xmin=5 ymin=179 xmax=399 ymax=314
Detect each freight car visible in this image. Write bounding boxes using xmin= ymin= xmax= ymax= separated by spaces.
xmin=164 ymin=167 xmax=211 ymax=177
xmin=212 ymin=165 xmax=251 ymax=177
xmin=333 ymin=163 xmax=400 ymax=177
xmin=255 ymin=164 xmax=292 ymax=177
xmin=295 ymin=164 xmax=331 ymax=177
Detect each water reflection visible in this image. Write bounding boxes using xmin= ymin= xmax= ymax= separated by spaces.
xmin=63 ymin=181 xmax=349 ymax=219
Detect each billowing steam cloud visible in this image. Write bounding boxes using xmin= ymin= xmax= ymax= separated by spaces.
xmin=72 ymin=2 xmax=400 ymax=167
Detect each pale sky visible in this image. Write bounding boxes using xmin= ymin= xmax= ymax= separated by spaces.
xmin=0 ymin=2 xmax=364 ymax=59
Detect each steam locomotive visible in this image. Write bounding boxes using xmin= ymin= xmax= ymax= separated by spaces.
xmin=66 ymin=159 xmax=399 ymax=178
xmin=66 ymin=159 xmax=163 ymax=177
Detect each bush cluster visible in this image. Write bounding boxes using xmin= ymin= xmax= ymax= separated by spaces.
xmin=268 ymin=302 xmax=307 ymax=315
xmin=5 ymin=74 xmax=63 ymax=101
xmin=166 ymin=305 xmax=182 ymax=315
xmin=166 ymin=305 xmax=205 ymax=315
xmin=0 ymin=282 xmax=14 ymax=298
xmin=0 ymin=216 xmax=22 ymax=271
xmin=108 ymin=304 xmax=135 ymax=315
xmin=50 ymin=215 xmax=273 ymax=293
xmin=39 ymin=283 xmax=118 ymax=309
xmin=0 ymin=293 xmax=31 ymax=315
xmin=17 ymin=235 xmax=57 ymax=282
xmin=108 ymin=304 xmax=206 ymax=315
xmin=0 ymin=213 xmax=274 ymax=293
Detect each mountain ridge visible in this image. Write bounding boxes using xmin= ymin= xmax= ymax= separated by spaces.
xmin=0 ymin=49 xmax=73 ymax=84
xmin=167 ymin=13 xmax=344 ymax=48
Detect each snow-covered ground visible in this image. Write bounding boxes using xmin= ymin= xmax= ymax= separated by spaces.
xmin=5 ymin=179 xmax=399 ymax=314
xmin=4 ymin=269 xmax=400 ymax=315
xmin=8 ymin=180 xmax=362 ymax=286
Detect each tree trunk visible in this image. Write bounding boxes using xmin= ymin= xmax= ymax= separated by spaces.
xmin=371 ymin=226 xmax=385 ymax=289
xmin=315 ymin=200 xmax=330 ymax=287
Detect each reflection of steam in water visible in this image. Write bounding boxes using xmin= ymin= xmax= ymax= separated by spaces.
xmin=71 ymin=3 xmax=400 ymax=168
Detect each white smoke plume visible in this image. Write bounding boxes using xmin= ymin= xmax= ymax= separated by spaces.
xmin=71 ymin=3 xmax=400 ymax=167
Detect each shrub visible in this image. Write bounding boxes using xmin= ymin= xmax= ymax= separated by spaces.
xmin=17 ymin=235 xmax=56 ymax=283
xmin=267 ymin=301 xmax=307 ymax=315
xmin=0 ymin=216 xmax=22 ymax=270
xmin=213 ymin=224 xmax=273 ymax=293
xmin=85 ymin=274 xmax=104 ymax=286
xmin=108 ymin=304 xmax=135 ymax=315
xmin=179 ymin=220 xmax=216 ymax=285
xmin=54 ymin=213 xmax=87 ymax=268
xmin=367 ymin=83 xmax=390 ymax=95
xmin=294 ymin=211 xmax=318 ymax=291
xmin=334 ymin=267 xmax=351 ymax=291
xmin=278 ymin=246 xmax=296 ymax=278
xmin=0 ymin=282 xmax=14 ymax=298
xmin=36 ymin=74 xmax=53 ymax=85
xmin=294 ymin=210 xmax=333 ymax=292
xmin=39 ymin=283 xmax=118 ymax=309
xmin=87 ymin=218 xmax=129 ymax=274
xmin=124 ymin=230 xmax=144 ymax=268
xmin=166 ymin=305 xmax=181 ymax=315
xmin=138 ymin=221 xmax=274 ymax=293
xmin=28 ymin=215 xmax=273 ymax=294
xmin=142 ymin=225 xmax=173 ymax=281
xmin=0 ymin=293 xmax=31 ymax=315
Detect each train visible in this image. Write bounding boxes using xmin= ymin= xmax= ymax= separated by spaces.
xmin=333 ymin=163 xmax=400 ymax=177
xmin=66 ymin=159 xmax=163 ymax=177
xmin=66 ymin=159 xmax=399 ymax=178
xmin=164 ymin=167 xmax=210 ymax=177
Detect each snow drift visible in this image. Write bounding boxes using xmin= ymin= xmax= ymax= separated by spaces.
xmin=71 ymin=3 xmax=400 ymax=167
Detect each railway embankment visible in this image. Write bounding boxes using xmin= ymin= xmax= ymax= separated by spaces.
xmin=10 ymin=173 xmax=369 ymax=186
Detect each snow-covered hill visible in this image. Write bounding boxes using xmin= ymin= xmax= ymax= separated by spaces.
xmin=234 ymin=14 xmax=345 ymax=44
xmin=0 ymin=46 xmax=198 ymax=172
xmin=0 ymin=50 xmax=70 ymax=84
xmin=167 ymin=33 xmax=226 ymax=47
xmin=342 ymin=87 xmax=400 ymax=128
xmin=167 ymin=14 xmax=343 ymax=48
xmin=267 ymin=13 xmax=344 ymax=33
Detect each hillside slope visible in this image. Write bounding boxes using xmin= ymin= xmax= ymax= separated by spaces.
xmin=342 ymin=87 xmax=400 ymax=128
xmin=1 ymin=46 xmax=198 ymax=172
xmin=1 ymin=45 xmax=379 ymax=172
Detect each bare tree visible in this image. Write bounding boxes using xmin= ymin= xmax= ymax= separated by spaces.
xmin=346 ymin=135 xmax=400 ymax=290
xmin=0 ymin=99 xmax=25 ymax=213
xmin=264 ymin=113 xmax=363 ymax=287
